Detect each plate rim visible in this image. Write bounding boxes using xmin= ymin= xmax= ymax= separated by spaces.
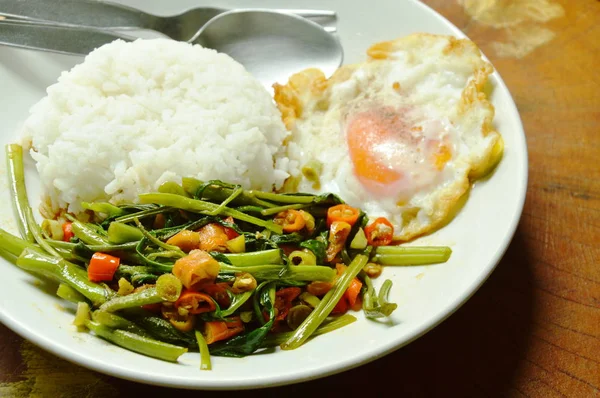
xmin=0 ymin=0 xmax=528 ymax=390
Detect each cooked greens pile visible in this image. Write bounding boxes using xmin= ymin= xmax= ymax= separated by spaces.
xmin=1 ymin=144 xmax=451 ymax=369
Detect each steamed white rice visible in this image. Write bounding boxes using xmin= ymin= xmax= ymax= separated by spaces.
xmin=20 ymin=39 xmax=291 ymax=215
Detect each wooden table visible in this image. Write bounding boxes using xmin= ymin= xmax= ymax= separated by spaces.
xmin=1 ymin=1 xmax=598 ymax=396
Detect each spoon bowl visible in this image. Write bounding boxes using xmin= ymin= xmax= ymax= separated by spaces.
xmin=192 ymin=10 xmax=344 ymax=89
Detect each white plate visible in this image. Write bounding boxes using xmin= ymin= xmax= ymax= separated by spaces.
xmin=0 ymin=0 xmax=528 ymax=390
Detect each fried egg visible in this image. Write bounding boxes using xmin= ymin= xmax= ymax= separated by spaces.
xmin=274 ymin=34 xmax=504 ymax=241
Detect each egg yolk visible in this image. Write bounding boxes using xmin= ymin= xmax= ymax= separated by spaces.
xmin=346 ymin=108 xmax=404 ymax=187
xmin=346 ymin=107 xmax=452 ymax=196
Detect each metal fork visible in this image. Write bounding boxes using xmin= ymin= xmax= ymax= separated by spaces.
xmin=0 ymin=0 xmax=337 ymax=40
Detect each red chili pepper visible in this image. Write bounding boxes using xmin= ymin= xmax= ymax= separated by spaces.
xmin=345 ymin=277 xmax=363 ymax=307
xmin=204 ymin=317 xmax=244 ymax=344
xmin=327 ymin=204 xmax=360 ymax=227
xmin=222 ymin=216 xmax=240 ymax=240
xmin=174 ymin=289 xmax=217 ymax=314
xmin=331 ymin=265 xmax=363 ymax=314
xmin=87 ymin=252 xmax=120 ymax=282
xmin=331 ymin=297 xmax=349 ymax=315
xmin=274 ymin=287 xmax=301 ymax=321
xmin=364 ymin=217 xmax=394 ymax=246
xmin=273 ymin=210 xmax=306 ymax=233
xmin=325 ymin=221 xmax=352 ymax=262
xmin=62 ymin=222 xmax=74 ymax=242
xmin=161 ymin=305 xmax=196 ymax=332
xmin=202 ymin=283 xmax=232 ymax=308
xmin=351 ymin=295 xmax=363 ymax=312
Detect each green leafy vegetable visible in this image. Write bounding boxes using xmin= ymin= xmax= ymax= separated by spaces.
xmin=361 ymin=274 xmax=398 ymax=319
xmin=299 ymin=239 xmax=327 ymax=264
xmin=209 ymin=282 xmax=275 ymax=357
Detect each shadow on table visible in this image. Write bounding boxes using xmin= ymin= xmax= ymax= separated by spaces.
xmin=108 ymin=225 xmax=535 ymax=397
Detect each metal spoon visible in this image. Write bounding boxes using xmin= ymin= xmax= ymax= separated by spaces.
xmin=0 ymin=10 xmax=343 ymax=88
xmin=191 ymin=10 xmax=343 ymax=87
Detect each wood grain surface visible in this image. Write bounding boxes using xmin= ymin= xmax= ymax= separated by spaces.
xmin=1 ymin=0 xmax=598 ymax=397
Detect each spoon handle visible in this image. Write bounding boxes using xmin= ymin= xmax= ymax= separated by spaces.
xmin=0 ymin=20 xmax=132 ymax=56
xmin=0 ymin=0 xmax=157 ymax=29
xmin=271 ymin=9 xmax=336 ymax=17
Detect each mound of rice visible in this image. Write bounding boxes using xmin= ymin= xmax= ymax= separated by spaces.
xmin=20 ymin=39 xmax=291 ymax=216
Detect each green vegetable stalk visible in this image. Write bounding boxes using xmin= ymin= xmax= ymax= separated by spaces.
xmin=17 ymin=248 xmax=113 ymax=306
xmin=373 ymin=246 xmax=452 ymax=265
xmin=82 ymin=202 xmax=127 ymax=218
xmin=260 ymin=203 xmax=309 ymax=216
xmin=361 ymin=275 xmax=397 ymax=319
xmin=107 ymin=222 xmax=143 ymax=244
xmin=139 ymin=193 xmax=283 ymax=234
xmin=92 ymin=310 xmax=152 ymax=337
xmin=73 ymin=302 xmax=91 ymax=327
xmin=195 ymin=330 xmax=212 ymax=370
xmin=47 ymin=239 xmax=139 ymax=254
xmin=99 ymin=274 xmax=182 ymax=312
xmin=85 ymin=320 xmax=187 ymax=362
xmin=66 ymin=216 xmax=109 ymax=246
xmin=181 ymin=178 xmax=276 ymax=208
xmin=219 ymin=264 xmax=336 ymax=282
xmin=262 ymin=314 xmax=357 ymax=347
xmin=157 ymin=181 xmax=191 ymax=198
xmin=6 ymin=144 xmax=60 ymax=256
xmin=223 ymin=249 xmax=282 ymax=266
xmin=251 ymin=191 xmax=315 ymax=204
xmin=132 ymin=315 xmax=197 ymax=348
xmin=114 ymin=206 xmax=172 ymax=224
xmin=5 ymin=144 xmax=33 ymax=242
xmin=281 ymin=253 xmax=369 ymax=350
xmin=0 ymin=227 xmax=43 ymax=257
xmin=56 ymin=283 xmax=87 ymax=304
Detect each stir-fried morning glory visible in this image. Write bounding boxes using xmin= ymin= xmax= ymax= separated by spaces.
xmin=1 ymin=144 xmax=452 ymax=369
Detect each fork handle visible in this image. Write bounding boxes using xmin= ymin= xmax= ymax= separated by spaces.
xmin=0 ymin=20 xmax=133 ymax=56
xmin=0 ymin=0 xmax=157 ymax=29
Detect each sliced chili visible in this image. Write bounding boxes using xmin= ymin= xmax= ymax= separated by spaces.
xmin=174 ymin=289 xmax=216 ymax=314
xmin=204 ymin=316 xmax=244 ymax=344
xmin=364 ymin=217 xmax=394 ymax=246
xmin=273 ymin=210 xmax=306 ymax=233
xmin=161 ymin=305 xmax=196 ymax=332
xmin=325 ymin=221 xmax=352 ymax=262
xmin=327 ymin=204 xmax=360 ymax=227
xmin=222 ymin=216 xmax=240 ymax=240
xmin=87 ymin=252 xmax=120 ymax=282
xmin=274 ymin=287 xmax=302 ymax=321
xmin=202 ymin=283 xmax=232 ymax=308
xmin=62 ymin=222 xmax=74 ymax=242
